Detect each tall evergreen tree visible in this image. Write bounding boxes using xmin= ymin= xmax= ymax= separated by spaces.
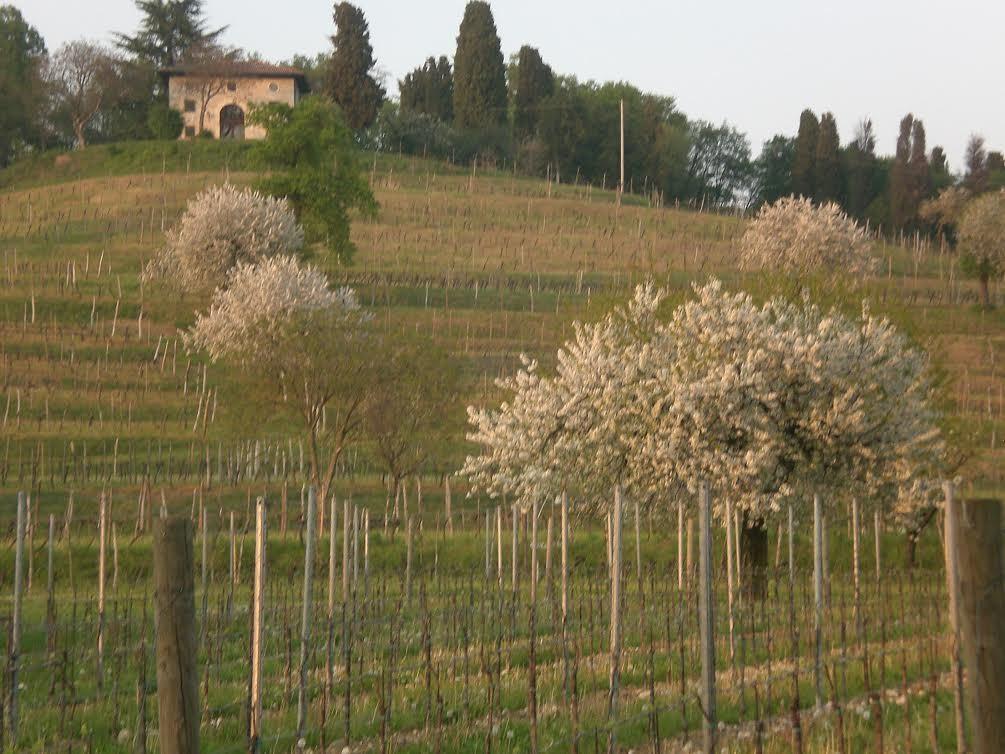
xmin=452 ymin=1 xmax=507 ymax=129
xmin=399 ymin=56 xmax=453 ymax=121
xmin=813 ymin=112 xmax=842 ymax=204
xmin=790 ymin=109 xmax=818 ymax=198
xmin=964 ymin=134 xmax=988 ymax=192
xmin=0 ymin=5 xmax=46 ymax=166
xmin=888 ymin=114 xmax=915 ymax=231
xmin=114 ymin=0 xmax=225 ymax=68
xmin=512 ymin=45 xmax=553 ymax=140
xmin=325 ymin=3 xmax=385 ymax=131
xmin=908 ymin=119 xmax=931 ymax=209
xmin=844 ymin=119 xmax=877 ymax=219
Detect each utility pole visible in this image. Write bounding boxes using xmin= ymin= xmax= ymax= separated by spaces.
xmin=618 ymin=98 xmax=625 ymax=206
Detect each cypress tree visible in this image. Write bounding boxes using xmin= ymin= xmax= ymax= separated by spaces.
xmin=845 ymin=119 xmax=877 ymax=219
xmin=453 ymin=1 xmax=507 ymax=129
xmin=888 ymin=114 xmax=914 ymax=231
xmin=324 ymin=2 xmax=385 ymax=131
xmin=908 ymin=119 xmax=930 ymax=209
xmin=963 ymin=135 xmax=988 ymax=192
xmin=813 ymin=112 xmax=842 ymax=204
xmin=399 ymin=56 xmax=453 ymax=121
xmin=791 ymin=108 xmax=818 ymax=199
xmin=513 ymin=45 xmax=554 ymax=140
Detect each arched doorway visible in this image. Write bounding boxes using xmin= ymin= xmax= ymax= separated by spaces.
xmin=220 ymin=105 xmax=245 ymax=140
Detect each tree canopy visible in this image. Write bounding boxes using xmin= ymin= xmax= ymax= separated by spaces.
xmin=453 ymin=1 xmax=507 ymax=129
xmin=324 ymin=2 xmax=385 ymax=130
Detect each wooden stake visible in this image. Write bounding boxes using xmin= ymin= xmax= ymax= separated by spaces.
xmin=249 ymin=498 xmax=266 ymax=753
xmin=698 ymin=481 xmax=716 ymax=754
xmin=154 ymin=517 xmax=200 ymax=754
xmin=296 ymin=487 xmax=317 ymax=739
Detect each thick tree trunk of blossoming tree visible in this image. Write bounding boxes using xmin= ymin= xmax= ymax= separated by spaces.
xmin=741 ymin=513 xmax=769 ymax=599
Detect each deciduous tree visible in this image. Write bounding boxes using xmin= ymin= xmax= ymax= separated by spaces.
xmin=250 ymin=97 xmax=376 ymax=263
xmin=0 ymin=5 xmax=46 ymax=166
xmin=186 ymin=256 xmax=373 ymax=505
xmin=958 ymin=191 xmax=1005 ymax=307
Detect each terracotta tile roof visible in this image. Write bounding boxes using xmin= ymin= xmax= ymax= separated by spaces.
xmin=160 ymin=61 xmax=306 ymax=79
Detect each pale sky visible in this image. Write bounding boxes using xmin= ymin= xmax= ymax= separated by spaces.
xmin=22 ymin=0 xmax=1005 ymax=171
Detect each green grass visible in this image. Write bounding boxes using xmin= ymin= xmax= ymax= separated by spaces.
xmin=0 ymin=140 xmax=1001 ymax=752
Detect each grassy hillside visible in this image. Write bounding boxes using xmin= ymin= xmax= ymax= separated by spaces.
xmin=0 ymin=140 xmax=998 ymax=754
xmin=0 ymin=140 xmax=1002 ymax=511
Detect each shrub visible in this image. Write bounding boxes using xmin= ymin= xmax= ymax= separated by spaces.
xmin=250 ymin=97 xmax=376 ymax=264
xmin=740 ymin=196 xmax=875 ymax=280
xmin=144 ymin=184 xmax=304 ymax=292
xmin=958 ymin=190 xmax=1005 ymax=307
xmin=146 ymin=103 xmax=183 ymax=140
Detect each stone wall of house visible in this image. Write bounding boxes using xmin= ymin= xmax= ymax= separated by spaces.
xmin=167 ymin=75 xmax=300 ymax=140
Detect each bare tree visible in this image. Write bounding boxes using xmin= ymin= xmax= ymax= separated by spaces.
xmin=176 ymin=43 xmax=243 ymax=136
xmin=46 ymin=40 xmax=119 ymax=149
xmin=364 ymin=337 xmax=460 ymax=524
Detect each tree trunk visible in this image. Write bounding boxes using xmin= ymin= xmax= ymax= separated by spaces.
xmin=978 ymin=274 xmax=990 ymax=307
xmin=905 ymin=533 xmax=918 ymax=569
xmin=740 ymin=513 xmax=768 ymax=600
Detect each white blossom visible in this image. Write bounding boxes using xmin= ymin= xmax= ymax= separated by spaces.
xmin=144 ymin=184 xmax=304 ymax=291
xmin=740 ymin=196 xmax=876 ymax=280
xmin=463 ymin=279 xmax=941 ymax=524
xmin=185 ymin=255 xmax=361 ymax=365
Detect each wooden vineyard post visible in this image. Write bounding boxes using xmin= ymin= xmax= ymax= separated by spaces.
xmin=561 ymin=491 xmax=570 ymax=701
xmin=633 ymin=497 xmax=642 ymax=585
xmin=328 ymin=496 xmax=337 ymax=619
xmin=200 ymin=502 xmax=208 ymax=649
xmin=98 ymin=492 xmax=107 ymax=691
xmin=725 ymin=495 xmax=736 ymax=663
xmin=153 ymin=516 xmax=199 ymax=754
xmin=678 ymin=499 xmax=684 ymax=591
xmin=852 ymin=497 xmax=862 ymax=639
xmin=444 ymin=475 xmax=453 ymax=535
xmin=9 ymin=491 xmax=26 ymax=746
xmin=406 ymin=516 xmax=413 ymax=602
xmin=874 ymin=510 xmax=882 ymax=583
xmin=485 ymin=511 xmax=492 ymax=579
xmin=297 ymin=487 xmax=317 ymax=741
xmin=496 ymin=506 xmax=503 ymax=588
xmin=46 ymin=514 xmax=55 ymax=655
xmin=698 ymin=481 xmax=716 ymax=754
xmin=249 ymin=498 xmax=267 ymax=754
xmin=787 ymin=505 xmax=794 ymax=584
xmin=943 ymin=482 xmax=967 ymax=753
xmin=954 ymin=498 xmax=1005 ymax=754
xmin=227 ymin=511 xmax=235 ymax=621
xmin=529 ymin=501 xmax=539 ymax=753
xmin=813 ymin=492 xmax=824 ymax=709
xmin=512 ymin=504 xmax=519 ymax=593
xmin=342 ymin=499 xmax=350 ymax=603
xmin=607 ymin=486 xmax=624 ymax=754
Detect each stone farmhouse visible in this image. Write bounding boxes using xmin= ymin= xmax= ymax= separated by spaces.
xmin=160 ymin=62 xmax=308 ymax=140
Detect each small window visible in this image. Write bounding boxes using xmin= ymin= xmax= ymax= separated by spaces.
xmin=269 ymin=82 xmax=279 ymax=92
xmin=183 ymin=99 xmax=196 ymax=113
xmin=227 ymin=81 xmax=237 ymax=92
xmin=184 ymin=126 xmax=195 ymax=138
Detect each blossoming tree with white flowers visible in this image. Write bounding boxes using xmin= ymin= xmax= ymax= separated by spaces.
xmin=464 ymin=278 xmax=941 ymax=541
xmin=740 ymin=196 xmax=876 ymax=281
xmin=144 ymin=184 xmax=305 ymax=292
xmin=186 ymin=255 xmax=373 ymax=505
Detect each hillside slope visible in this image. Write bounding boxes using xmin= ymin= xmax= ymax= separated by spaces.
xmin=0 ymin=142 xmax=1001 ymax=502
